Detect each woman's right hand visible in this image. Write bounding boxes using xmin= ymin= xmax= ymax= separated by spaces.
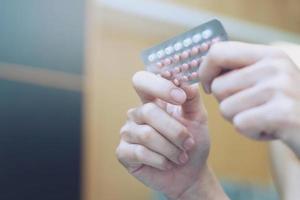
xmin=116 ymin=71 xmax=227 ymax=200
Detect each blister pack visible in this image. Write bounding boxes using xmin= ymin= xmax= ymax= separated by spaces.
xmin=141 ymin=19 xmax=228 ymax=85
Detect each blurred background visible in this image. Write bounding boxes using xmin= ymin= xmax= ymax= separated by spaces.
xmin=0 ymin=0 xmax=300 ymax=200
xmin=0 ymin=0 xmax=84 ymax=200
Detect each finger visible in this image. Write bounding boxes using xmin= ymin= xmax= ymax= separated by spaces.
xmin=116 ymin=141 xmax=173 ymax=171
xmin=132 ymin=71 xmax=187 ymax=104
xmin=127 ymin=103 xmax=194 ymax=151
xmin=198 ymin=41 xmax=272 ymax=93
xmin=233 ymin=102 xmax=279 ymax=141
xmin=120 ymin=122 xmax=188 ymax=165
xmin=220 ymin=82 xmax=275 ymax=120
xmin=211 ymin=58 xmax=278 ymax=101
xmin=180 ymin=83 xmax=207 ymax=121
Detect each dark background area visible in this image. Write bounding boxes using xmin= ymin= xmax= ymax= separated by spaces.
xmin=0 ymin=0 xmax=84 ymax=199
xmin=0 ymin=81 xmax=82 ymax=200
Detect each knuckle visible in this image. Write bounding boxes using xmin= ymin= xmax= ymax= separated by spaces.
xmin=138 ymin=126 xmax=153 ymax=143
xmin=119 ymin=124 xmax=129 ymax=136
xmin=126 ymin=108 xmax=135 ymax=118
xmin=261 ymin=57 xmax=284 ymax=75
xmin=233 ymin=115 xmax=245 ymax=132
xmin=141 ymin=103 xmax=157 ymax=118
xmin=159 ymin=157 xmax=169 ymax=168
xmin=279 ymin=96 xmax=295 ymax=117
xmin=277 ymin=74 xmax=292 ymax=91
xmin=167 ymin=148 xmax=181 ymax=161
xmin=258 ymin=82 xmax=275 ymax=97
xmin=219 ymin=100 xmax=231 ymax=119
xmin=272 ymin=60 xmax=285 ymax=74
xmin=174 ymin=126 xmax=189 ymax=142
xmin=119 ymin=124 xmax=133 ymax=142
xmin=268 ymin=48 xmax=288 ymax=59
xmin=211 ymin=78 xmax=223 ymax=100
xmin=264 ymin=53 xmax=291 ymax=75
xmin=265 ymin=58 xmax=282 ymax=74
xmin=135 ymin=146 xmax=147 ymax=160
xmin=115 ymin=146 xmax=123 ymax=161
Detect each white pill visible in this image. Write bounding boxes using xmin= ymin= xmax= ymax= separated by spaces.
xmin=202 ymin=29 xmax=213 ymax=39
xmin=183 ymin=38 xmax=192 ymax=47
xmin=165 ymin=46 xmax=174 ymax=55
xmin=192 ymin=33 xmax=202 ymax=43
xmin=157 ymin=50 xmax=165 ymax=59
xmin=174 ymin=42 xmax=183 ymax=51
xmin=148 ymin=54 xmax=156 ymax=62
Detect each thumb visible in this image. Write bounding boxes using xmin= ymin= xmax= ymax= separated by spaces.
xmin=180 ymin=83 xmax=207 ymax=121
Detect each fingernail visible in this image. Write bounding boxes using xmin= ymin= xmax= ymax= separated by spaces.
xmin=170 ymin=88 xmax=186 ymax=103
xmin=179 ymin=152 xmax=189 ymax=164
xmin=183 ymin=138 xmax=195 ymax=151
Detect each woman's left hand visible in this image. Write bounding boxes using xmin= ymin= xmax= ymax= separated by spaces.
xmin=198 ymin=41 xmax=300 ymax=157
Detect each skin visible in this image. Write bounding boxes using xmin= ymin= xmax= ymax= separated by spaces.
xmin=198 ymin=41 xmax=300 ymax=158
xmin=116 ymin=41 xmax=300 ymax=199
xmin=116 ymin=71 xmax=228 ymax=199
xmin=269 ymin=141 xmax=300 ymax=200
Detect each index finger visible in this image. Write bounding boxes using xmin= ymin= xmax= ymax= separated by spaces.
xmin=132 ymin=71 xmax=187 ymax=105
xmin=198 ymin=41 xmax=273 ymax=93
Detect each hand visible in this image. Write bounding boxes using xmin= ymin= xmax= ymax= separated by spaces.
xmin=116 ymin=71 xmax=227 ymax=199
xmin=198 ymin=41 xmax=300 ymax=157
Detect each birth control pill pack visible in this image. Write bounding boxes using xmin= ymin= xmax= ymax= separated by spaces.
xmin=141 ymin=19 xmax=228 ymax=85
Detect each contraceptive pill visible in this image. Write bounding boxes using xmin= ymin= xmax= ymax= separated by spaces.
xmin=141 ymin=18 xmax=228 ymax=85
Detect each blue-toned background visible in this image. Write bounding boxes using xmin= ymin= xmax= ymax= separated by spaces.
xmin=0 ymin=0 xmax=84 ymax=199
xmin=0 ymin=0 xmax=84 ymax=74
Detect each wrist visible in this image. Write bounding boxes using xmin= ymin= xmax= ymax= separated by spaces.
xmin=166 ymin=165 xmax=229 ymax=200
xmin=277 ymin=103 xmax=300 ymax=159
xmin=280 ymin=129 xmax=300 ymax=159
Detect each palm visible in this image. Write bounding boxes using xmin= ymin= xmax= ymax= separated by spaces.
xmin=130 ymin=97 xmax=210 ymax=198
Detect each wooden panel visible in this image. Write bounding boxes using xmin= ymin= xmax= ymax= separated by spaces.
xmin=83 ymin=4 xmax=151 ymax=200
xmin=172 ymin=0 xmax=300 ymax=33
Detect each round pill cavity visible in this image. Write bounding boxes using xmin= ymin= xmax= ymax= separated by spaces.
xmin=156 ymin=62 xmax=163 ymax=68
xmin=165 ymin=46 xmax=174 ymax=55
xmin=163 ymin=58 xmax=172 ymax=66
xmin=157 ymin=50 xmax=165 ymax=59
xmin=174 ymin=66 xmax=181 ymax=74
xmin=148 ymin=54 xmax=156 ymax=62
xmin=199 ymin=42 xmax=209 ymax=52
xmin=183 ymin=38 xmax=192 ymax=47
xmin=173 ymin=78 xmax=180 ymax=86
xmin=192 ymin=33 xmax=202 ymax=43
xmin=190 ymin=59 xmax=199 ymax=68
xmin=191 ymin=46 xmax=199 ymax=56
xmin=202 ymin=29 xmax=213 ymax=39
xmin=173 ymin=54 xmax=180 ymax=63
xmin=174 ymin=42 xmax=183 ymax=51
xmin=191 ymin=72 xmax=199 ymax=79
xmin=181 ymin=63 xmax=189 ymax=71
xmin=162 ymin=70 xmax=172 ymax=78
xmin=181 ymin=50 xmax=190 ymax=59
